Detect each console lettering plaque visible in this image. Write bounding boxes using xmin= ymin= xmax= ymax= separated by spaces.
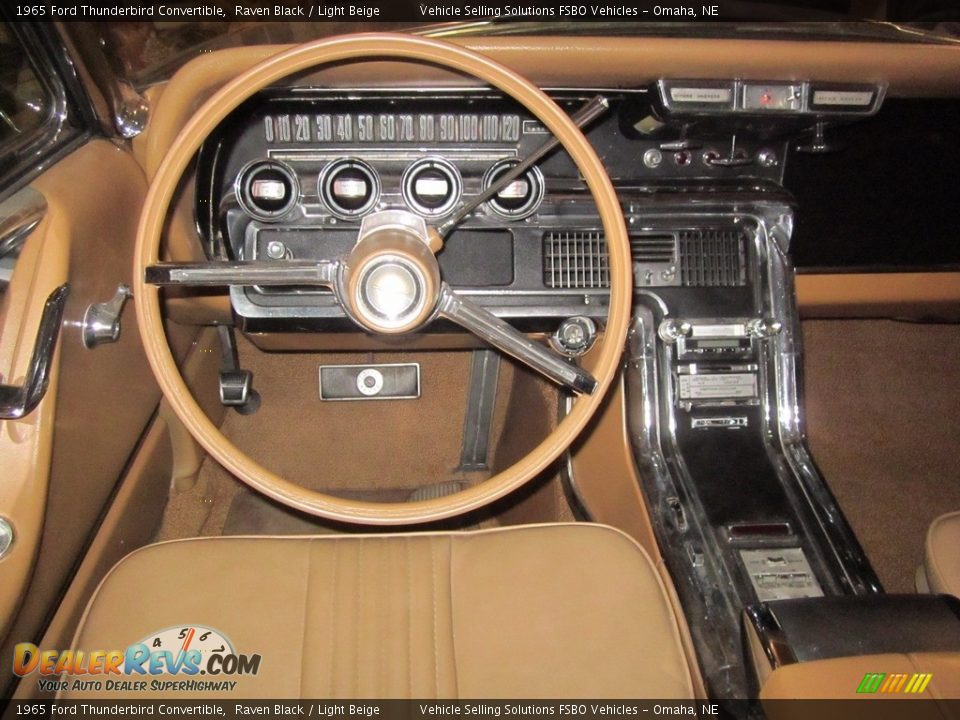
xmin=740 ymin=548 xmax=824 ymax=602
xmin=678 ymin=372 xmax=757 ymax=400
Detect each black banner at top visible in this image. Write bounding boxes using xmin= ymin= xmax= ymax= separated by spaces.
xmin=6 ymin=0 xmax=960 ymax=23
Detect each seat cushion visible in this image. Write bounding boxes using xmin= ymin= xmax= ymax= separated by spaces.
xmin=926 ymin=511 xmax=960 ymax=598
xmin=760 ymin=653 xmax=960 ymax=707
xmin=63 ymin=523 xmax=694 ymax=699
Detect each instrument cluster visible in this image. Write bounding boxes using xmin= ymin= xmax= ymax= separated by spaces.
xmin=234 ymin=153 xmax=545 ymax=225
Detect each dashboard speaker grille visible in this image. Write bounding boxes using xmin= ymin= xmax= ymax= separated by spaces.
xmin=679 ymin=228 xmax=747 ymax=287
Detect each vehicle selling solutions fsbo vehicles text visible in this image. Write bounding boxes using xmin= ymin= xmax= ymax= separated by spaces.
xmin=416 ymin=4 xmax=717 ymax=18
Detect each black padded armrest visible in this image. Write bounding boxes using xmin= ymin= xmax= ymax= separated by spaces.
xmin=744 ymin=594 xmax=960 ymax=670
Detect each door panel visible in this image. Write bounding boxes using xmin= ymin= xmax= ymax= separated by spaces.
xmin=0 ymin=187 xmax=68 ymax=640
xmin=0 ymin=139 xmax=158 ymax=687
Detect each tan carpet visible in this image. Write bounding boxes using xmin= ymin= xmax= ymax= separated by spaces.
xmin=802 ymin=320 xmax=960 ymax=593
xmin=154 ymin=343 xmax=573 ymax=541
xmin=223 ymin=340 xmax=498 ymax=491
xmin=154 ymin=453 xmax=239 ymax=541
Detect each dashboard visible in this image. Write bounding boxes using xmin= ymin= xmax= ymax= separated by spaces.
xmin=195 ymin=80 xmax=943 ymax=336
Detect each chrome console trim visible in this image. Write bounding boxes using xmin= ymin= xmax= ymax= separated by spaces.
xmin=623 ymin=200 xmax=880 ymax=697
xmin=743 ymin=604 xmax=798 ymax=671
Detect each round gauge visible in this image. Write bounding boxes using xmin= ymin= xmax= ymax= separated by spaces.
xmin=137 ymin=625 xmax=235 ymax=663
xmin=401 ymin=158 xmax=462 ymax=217
xmin=482 ymin=159 xmax=544 ymax=219
xmin=318 ymin=158 xmax=380 ymax=219
xmin=236 ymin=160 xmax=299 ymax=221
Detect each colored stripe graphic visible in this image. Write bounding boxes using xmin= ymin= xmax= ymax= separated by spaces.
xmin=880 ymin=673 xmax=908 ymax=693
xmin=909 ymin=674 xmax=933 ymax=694
xmin=857 ymin=673 xmax=886 ymax=693
xmin=857 ymin=672 xmax=933 ymax=694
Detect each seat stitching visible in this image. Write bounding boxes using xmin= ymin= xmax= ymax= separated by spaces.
xmin=297 ymin=544 xmax=312 ymax=698
xmin=430 ymin=538 xmax=440 ymax=697
xmin=905 ymin=652 xmax=944 ymax=703
xmin=447 ymin=535 xmax=459 ymax=699
xmin=327 ymin=540 xmax=339 ymax=696
xmin=354 ymin=539 xmax=363 ymax=698
xmin=378 ymin=540 xmax=386 ymax=697
xmin=405 ymin=537 xmax=412 ymax=698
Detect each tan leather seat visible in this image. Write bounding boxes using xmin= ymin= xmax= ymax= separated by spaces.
xmin=760 ymin=653 xmax=960 ymax=719
xmin=65 ymin=523 xmax=695 ymax=698
xmin=760 ymin=653 xmax=960 ymax=701
xmin=920 ymin=511 xmax=960 ymax=598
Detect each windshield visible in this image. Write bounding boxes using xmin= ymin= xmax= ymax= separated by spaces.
xmin=67 ymin=15 xmax=960 ymax=91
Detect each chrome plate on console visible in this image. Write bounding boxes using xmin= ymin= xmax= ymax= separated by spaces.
xmin=740 ymin=548 xmax=824 ymax=602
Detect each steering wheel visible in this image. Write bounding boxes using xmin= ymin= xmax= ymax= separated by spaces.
xmin=134 ymin=34 xmax=631 ymax=525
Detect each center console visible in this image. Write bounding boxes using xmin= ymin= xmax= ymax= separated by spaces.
xmin=619 ymin=196 xmax=881 ymax=697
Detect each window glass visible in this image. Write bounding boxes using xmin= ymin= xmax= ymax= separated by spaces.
xmin=95 ymin=22 xmax=415 ymax=88
xmin=84 ymin=18 xmax=960 ymax=90
xmin=0 ymin=23 xmax=52 ymax=149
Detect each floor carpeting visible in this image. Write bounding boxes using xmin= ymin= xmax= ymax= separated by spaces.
xmin=157 ymin=455 xmax=501 ymax=539
xmin=221 ymin=344 xmax=488 ymax=490
xmin=154 ymin=344 xmax=566 ymax=541
xmin=802 ymin=319 xmax=960 ymax=593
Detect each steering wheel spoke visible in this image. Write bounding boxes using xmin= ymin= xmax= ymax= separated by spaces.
xmin=145 ymin=260 xmax=339 ymax=288
xmin=437 ymin=283 xmax=597 ymax=395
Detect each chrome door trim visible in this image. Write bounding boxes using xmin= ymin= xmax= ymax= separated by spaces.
xmin=0 ymin=284 xmax=69 ymax=420
xmin=0 ymin=187 xmax=47 ymax=293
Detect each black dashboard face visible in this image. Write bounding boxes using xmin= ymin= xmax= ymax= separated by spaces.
xmin=195 ymin=86 xmax=960 ymax=333
xmin=196 ymin=88 xmax=785 ymax=332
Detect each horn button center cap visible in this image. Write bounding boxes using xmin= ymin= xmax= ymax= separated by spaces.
xmin=360 ymin=260 xmax=423 ymax=324
xmin=345 ymin=210 xmax=442 ymax=334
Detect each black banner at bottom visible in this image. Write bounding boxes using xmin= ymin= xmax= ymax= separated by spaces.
xmin=3 ymin=700 xmax=960 ymax=720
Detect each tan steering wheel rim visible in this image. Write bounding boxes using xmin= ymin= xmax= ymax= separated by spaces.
xmin=134 ymin=33 xmax=631 ymax=525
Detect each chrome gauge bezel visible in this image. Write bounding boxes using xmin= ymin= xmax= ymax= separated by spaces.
xmin=401 ymin=157 xmax=463 ymax=218
xmin=318 ymin=158 xmax=381 ymax=220
xmin=482 ymin=159 xmax=545 ymax=220
xmin=236 ymin=159 xmax=300 ymax=222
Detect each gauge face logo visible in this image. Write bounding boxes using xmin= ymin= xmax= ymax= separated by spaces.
xmin=144 ymin=625 xmax=234 ymax=657
xmin=12 ymin=624 xmax=262 ymax=681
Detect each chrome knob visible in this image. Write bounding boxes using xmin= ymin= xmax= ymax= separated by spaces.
xmin=0 ymin=517 xmax=13 ymax=560
xmin=82 ymin=284 xmax=131 ymax=349
xmin=746 ymin=318 xmax=783 ymax=338
xmin=658 ymin=318 xmax=692 ymax=344
xmin=552 ymin=316 xmax=597 ymax=356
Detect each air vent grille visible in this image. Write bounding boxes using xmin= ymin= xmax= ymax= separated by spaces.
xmin=631 ymin=234 xmax=677 ymax=262
xmin=543 ymin=227 xmax=748 ymax=289
xmin=678 ymin=228 xmax=747 ymax=287
xmin=543 ymin=231 xmax=609 ymax=289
